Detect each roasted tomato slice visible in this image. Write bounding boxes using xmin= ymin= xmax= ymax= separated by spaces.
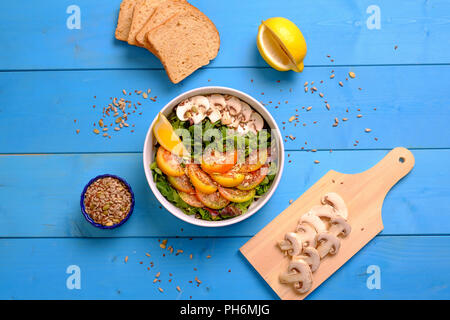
xmin=156 ymin=146 xmax=185 ymax=177
xmin=167 ymin=175 xmax=195 ymax=194
xmin=186 ymin=164 xmax=217 ymax=194
xmin=218 ymin=186 xmax=256 ymax=203
xmin=239 ymin=149 xmax=268 ymax=173
xmin=201 ymin=149 xmax=237 ymax=174
xmin=196 ymin=191 xmax=230 ymax=209
xmin=210 ymin=170 xmax=245 ymax=187
xmin=237 ymin=165 xmax=269 ymax=190
xmin=178 ymin=191 xmax=203 ymax=208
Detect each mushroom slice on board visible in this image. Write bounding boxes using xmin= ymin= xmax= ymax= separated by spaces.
xmin=321 ymin=192 xmax=348 ymax=219
xmin=293 ymin=247 xmax=320 ymax=272
xmin=279 ymin=259 xmax=313 ymax=294
xmin=316 ymin=232 xmax=341 ymax=259
xmin=299 ymin=212 xmax=327 ymax=234
xmin=309 ymin=204 xmax=337 ymax=220
xmin=278 ymin=232 xmax=303 ymax=256
xmin=329 ymin=216 xmax=351 ymax=237
xmin=295 ymin=223 xmax=317 ymax=248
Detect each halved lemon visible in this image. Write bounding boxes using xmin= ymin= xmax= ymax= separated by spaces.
xmin=152 ymin=113 xmax=189 ymax=157
xmin=257 ymin=17 xmax=307 ymax=72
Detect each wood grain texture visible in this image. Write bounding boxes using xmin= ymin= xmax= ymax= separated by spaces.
xmin=0 ymin=236 xmax=448 ymax=300
xmin=0 ymin=149 xmax=447 ymax=238
xmin=0 ymin=0 xmax=449 ymax=70
xmin=1 ymin=65 xmax=449 ymax=153
xmin=241 ymin=148 xmax=415 ymax=299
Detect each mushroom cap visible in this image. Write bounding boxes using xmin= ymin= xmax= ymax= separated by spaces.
xmin=279 ymin=259 xmax=313 ymax=294
xmin=300 ymin=212 xmax=327 ymax=234
xmin=294 ymin=247 xmax=320 ymax=272
xmin=295 ymin=223 xmax=317 ymax=248
xmin=330 ymin=216 xmax=351 ymax=237
xmin=317 ymin=232 xmax=341 ymax=258
xmin=285 ymin=232 xmax=303 ymax=256
xmin=321 ymin=192 xmax=348 ymax=219
xmin=176 ymin=96 xmax=210 ymax=124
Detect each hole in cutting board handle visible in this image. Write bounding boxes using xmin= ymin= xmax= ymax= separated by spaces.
xmin=399 ymin=157 xmax=405 ymax=163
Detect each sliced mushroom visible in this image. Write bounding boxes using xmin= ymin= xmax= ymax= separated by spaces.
xmin=329 ymin=216 xmax=351 ymax=237
xmin=321 ymin=192 xmax=348 ymax=219
xmin=279 ymin=259 xmax=313 ymax=294
xmin=248 ymin=112 xmax=264 ymax=133
xmin=316 ymin=232 xmax=341 ymax=259
xmin=240 ymin=102 xmax=253 ymax=122
xmin=207 ymin=94 xmax=225 ymax=123
xmin=208 ymin=94 xmax=226 ymax=110
xmin=299 ymin=212 xmax=327 ymax=234
xmin=293 ymin=247 xmax=320 ymax=272
xmin=295 ymin=223 xmax=317 ymax=248
xmin=176 ymin=95 xmax=210 ymax=124
xmin=309 ymin=204 xmax=337 ymax=220
xmin=278 ymin=232 xmax=303 ymax=256
xmin=225 ymin=96 xmax=242 ymax=115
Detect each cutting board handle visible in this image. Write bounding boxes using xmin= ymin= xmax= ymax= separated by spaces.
xmin=356 ymin=147 xmax=415 ymax=197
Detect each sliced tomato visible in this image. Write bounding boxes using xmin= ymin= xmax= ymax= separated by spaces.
xmin=237 ymin=165 xmax=269 ymax=190
xmin=196 ymin=191 xmax=230 ymax=209
xmin=210 ymin=170 xmax=245 ymax=187
xmin=218 ymin=186 xmax=256 ymax=203
xmin=201 ymin=149 xmax=237 ymax=174
xmin=167 ymin=175 xmax=195 ymax=193
xmin=178 ymin=191 xmax=203 ymax=208
xmin=186 ymin=164 xmax=217 ymax=194
xmin=239 ymin=149 xmax=268 ymax=173
xmin=156 ymin=146 xmax=185 ymax=177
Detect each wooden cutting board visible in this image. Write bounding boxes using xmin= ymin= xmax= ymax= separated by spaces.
xmin=240 ymin=147 xmax=415 ymax=300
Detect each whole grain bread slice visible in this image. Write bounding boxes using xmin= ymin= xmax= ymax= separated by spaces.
xmin=115 ymin=0 xmax=142 ymax=41
xmin=135 ymin=0 xmax=189 ymax=49
xmin=147 ymin=9 xmax=220 ymax=83
xmin=127 ymin=0 xmax=166 ymax=46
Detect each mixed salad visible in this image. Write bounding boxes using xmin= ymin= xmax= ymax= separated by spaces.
xmin=151 ymin=94 xmax=278 ymax=221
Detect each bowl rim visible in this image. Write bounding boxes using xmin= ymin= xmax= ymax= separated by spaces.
xmin=80 ymin=174 xmax=135 ymax=229
xmin=143 ymin=86 xmax=285 ymax=227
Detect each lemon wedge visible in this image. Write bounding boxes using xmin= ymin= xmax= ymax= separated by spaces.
xmin=153 ymin=113 xmax=189 ymax=158
xmin=257 ymin=17 xmax=307 ymax=72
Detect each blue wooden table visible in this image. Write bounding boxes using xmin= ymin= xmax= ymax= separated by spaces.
xmin=0 ymin=0 xmax=449 ymax=300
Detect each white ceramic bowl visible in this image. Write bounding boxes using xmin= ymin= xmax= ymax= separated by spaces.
xmin=143 ymin=86 xmax=284 ymax=227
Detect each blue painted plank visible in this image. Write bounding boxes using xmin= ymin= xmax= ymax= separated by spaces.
xmin=0 ymin=65 xmax=449 ymax=153
xmin=0 ymin=0 xmax=449 ymax=70
xmin=0 ymin=236 xmax=448 ymax=299
xmin=0 ymin=149 xmax=447 ymax=237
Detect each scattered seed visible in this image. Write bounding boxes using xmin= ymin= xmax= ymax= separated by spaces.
xmin=330 ymin=74 xmax=335 ymax=79
xmin=306 ymin=106 xmax=312 ymax=111
xmin=365 ymin=128 xmax=372 ymax=133
xmin=176 ymin=286 xmax=181 ymax=292
xmin=314 ymin=160 xmax=320 ymax=164
xmin=93 ymin=129 xmax=100 ymax=134
xmin=122 ymin=89 xmax=127 ymax=95
xmin=349 ymin=72 xmax=356 ymax=78
xmin=124 ymin=256 xmax=128 ymax=263
xmin=142 ymin=92 xmax=148 ymax=99
xmin=158 ymin=288 xmax=163 ymax=293
xmin=339 ymin=81 xmax=343 ymax=87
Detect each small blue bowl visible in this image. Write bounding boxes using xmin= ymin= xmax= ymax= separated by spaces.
xmin=80 ymin=174 xmax=135 ymax=229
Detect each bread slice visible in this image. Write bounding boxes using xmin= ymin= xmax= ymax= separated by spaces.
xmin=135 ymin=0 xmax=188 ymax=48
xmin=147 ymin=9 xmax=220 ymax=83
xmin=115 ymin=0 xmax=142 ymax=41
xmin=127 ymin=0 xmax=166 ymax=46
